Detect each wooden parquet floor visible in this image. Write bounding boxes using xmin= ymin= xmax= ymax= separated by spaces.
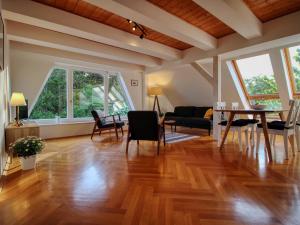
xmin=1 ymin=129 xmax=300 ymax=225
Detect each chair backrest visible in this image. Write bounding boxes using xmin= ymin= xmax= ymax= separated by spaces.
xmin=285 ymin=100 xmax=300 ymax=128
xmin=91 ymin=110 xmax=103 ymax=127
xmin=127 ymin=111 xmax=159 ymax=141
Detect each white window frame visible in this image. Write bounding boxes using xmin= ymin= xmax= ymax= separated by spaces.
xmin=30 ymin=64 xmax=134 ymax=124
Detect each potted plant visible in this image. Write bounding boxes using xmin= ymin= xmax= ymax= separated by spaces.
xmin=11 ymin=136 xmax=45 ymax=170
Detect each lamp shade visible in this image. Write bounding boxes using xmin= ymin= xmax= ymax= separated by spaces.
xmin=10 ymin=92 xmax=26 ymax=106
xmin=148 ymin=87 xmax=162 ymax=96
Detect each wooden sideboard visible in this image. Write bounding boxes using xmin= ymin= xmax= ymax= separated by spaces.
xmin=5 ymin=122 xmax=40 ymax=161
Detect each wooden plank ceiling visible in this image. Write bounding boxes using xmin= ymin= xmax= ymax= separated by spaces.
xmin=243 ymin=0 xmax=300 ymax=23
xmin=32 ymin=0 xmax=193 ymax=50
xmin=32 ymin=0 xmax=300 ymax=51
xmin=147 ymin=0 xmax=235 ymax=38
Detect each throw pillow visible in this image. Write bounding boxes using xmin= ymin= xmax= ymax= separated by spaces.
xmin=204 ymin=108 xmax=213 ymax=119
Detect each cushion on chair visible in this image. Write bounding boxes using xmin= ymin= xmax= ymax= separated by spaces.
xmin=257 ymin=122 xmax=290 ymax=130
xmin=219 ymin=120 xmax=249 ymax=127
xmin=100 ymin=121 xmax=125 ymax=129
xmin=237 ymin=119 xmax=259 ymax=124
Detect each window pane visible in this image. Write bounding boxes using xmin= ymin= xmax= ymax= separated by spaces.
xmin=287 ymin=45 xmax=300 ymax=92
xmin=108 ymin=74 xmax=131 ymax=116
xmin=30 ymin=68 xmax=67 ymax=119
xmin=236 ymin=54 xmax=278 ymax=95
xmin=73 ymin=70 xmax=104 ymax=118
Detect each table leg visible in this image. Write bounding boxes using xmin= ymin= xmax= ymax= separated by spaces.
xmin=219 ymin=112 xmax=235 ymax=149
xmin=279 ymin=112 xmax=285 ymax=121
xmin=260 ymin=112 xmax=273 ymax=162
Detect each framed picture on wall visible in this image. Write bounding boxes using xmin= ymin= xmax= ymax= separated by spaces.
xmin=131 ymin=80 xmax=138 ymax=86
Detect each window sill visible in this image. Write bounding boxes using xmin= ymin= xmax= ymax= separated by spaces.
xmin=23 ymin=119 xmax=94 ymax=126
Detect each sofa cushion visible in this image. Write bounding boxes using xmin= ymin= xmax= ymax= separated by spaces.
xmin=194 ymin=107 xmax=213 ymax=118
xmin=204 ymin=108 xmax=213 ymax=119
xmin=174 ymin=106 xmax=195 ymax=117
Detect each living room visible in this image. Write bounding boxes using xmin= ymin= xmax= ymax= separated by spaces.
xmin=1 ymin=0 xmax=300 ymax=224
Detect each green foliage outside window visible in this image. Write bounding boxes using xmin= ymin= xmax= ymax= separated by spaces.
xmin=244 ymin=75 xmax=281 ymax=109
xmin=292 ymin=48 xmax=300 ymax=92
xmin=108 ymin=75 xmax=130 ymax=116
xmin=30 ymin=68 xmax=67 ymax=119
xmin=73 ymin=71 xmax=104 ymax=118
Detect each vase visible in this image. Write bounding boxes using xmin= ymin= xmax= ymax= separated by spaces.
xmin=20 ymin=155 xmax=36 ymax=170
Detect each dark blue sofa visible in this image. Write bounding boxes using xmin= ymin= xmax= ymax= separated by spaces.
xmin=164 ymin=106 xmax=213 ymax=135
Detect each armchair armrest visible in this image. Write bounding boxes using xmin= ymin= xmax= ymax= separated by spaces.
xmin=102 ymin=114 xmax=122 ymax=121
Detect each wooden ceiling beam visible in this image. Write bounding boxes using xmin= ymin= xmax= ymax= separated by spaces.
xmin=2 ymin=0 xmax=181 ymax=61
xmin=192 ymin=0 xmax=262 ymax=39
xmin=6 ymin=20 xmax=161 ymax=67
xmin=83 ymin=0 xmax=217 ymax=50
xmin=146 ymin=10 xmax=300 ymax=72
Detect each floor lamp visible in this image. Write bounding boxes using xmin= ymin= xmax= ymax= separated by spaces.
xmin=148 ymin=87 xmax=162 ymax=116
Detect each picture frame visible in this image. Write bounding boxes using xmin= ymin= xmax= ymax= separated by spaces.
xmin=131 ymin=80 xmax=138 ymax=86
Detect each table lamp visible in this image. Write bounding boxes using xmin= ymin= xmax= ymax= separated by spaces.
xmin=148 ymin=86 xmax=162 ymax=115
xmin=10 ymin=92 xmax=27 ymax=127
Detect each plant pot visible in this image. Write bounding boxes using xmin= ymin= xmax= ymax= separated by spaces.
xmin=20 ymin=155 xmax=36 ymax=170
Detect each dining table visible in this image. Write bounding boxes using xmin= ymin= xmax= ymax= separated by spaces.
xmin=215 ymin=108 xmax=286 ymax=162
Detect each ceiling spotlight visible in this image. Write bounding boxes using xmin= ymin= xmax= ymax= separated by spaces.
xmin=126 ymin=19 xmax=147 ymax=39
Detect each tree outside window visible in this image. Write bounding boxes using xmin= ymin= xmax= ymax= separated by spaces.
xmin=30 ymin=68 xmax=67 ymax=119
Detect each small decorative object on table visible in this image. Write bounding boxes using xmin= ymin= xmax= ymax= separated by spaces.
xmin=250 ymin=104 xmax=266 ymax=110
xmin=10 ymin=136 xmax=45 ymax=170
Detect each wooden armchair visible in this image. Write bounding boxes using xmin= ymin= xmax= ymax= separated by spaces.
xmin=91 ymin=110 xmax=125 ymax=140
xmin=126 ymin=111 xmax=165 ymax=155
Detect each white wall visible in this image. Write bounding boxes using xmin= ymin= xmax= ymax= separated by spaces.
xmin=10 ymin=47 xmax=143 ymax=139
xmin=0 ymin=2 xmax=11 ymax=177
xmin=146 ymin=64 xmax=214 ymax=112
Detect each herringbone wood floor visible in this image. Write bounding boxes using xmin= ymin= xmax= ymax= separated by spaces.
xmin=1 ymin=129 xmax=300 ymax=225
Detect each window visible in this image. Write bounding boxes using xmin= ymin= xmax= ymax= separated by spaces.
xmin=73 ymin=70 xmax=104 ymax=118
xmin=30 ymin=66 xmax=133 ymax=122
xmin=30 ymin=68 xmax=67 ymax=119
xmin=233 ymin=54 xmax=281 ymax=109
xmin=284 ymin=45 xmax=300 ymax=96
xmin=108 ymin=74 xmax=131 ymax=116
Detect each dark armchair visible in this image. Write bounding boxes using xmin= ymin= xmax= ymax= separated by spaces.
xmin=126 ymin=111 xmax=165 ymax=155
xmin=91 ymin=110 xmax=125 ymax=140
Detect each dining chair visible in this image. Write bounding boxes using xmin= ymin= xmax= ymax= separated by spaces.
xmin=218 ymin=102 xmax=248 ymax=152
xmin=91 ymin=110 xmax=125 ymax=140
xmin=295 ymin=104 xmax=300 ymax=152
xmin=256 ymin=100 xmax=300 ymax=159
xmin=126 ymin=111 xmax=165 ymax=155
xmin=229 ymin=102 xmax=258 ymax=146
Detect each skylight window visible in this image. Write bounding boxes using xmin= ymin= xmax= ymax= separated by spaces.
xmin=233 ymin=54 xmax=281 ymax=109
xmin=284 ymin=45 xmax=300 ymax=95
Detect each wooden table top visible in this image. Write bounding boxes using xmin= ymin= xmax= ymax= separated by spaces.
xmin=214 ymin=108 xmax=287 ymax=114
xmin=6 ymin=122 xmax=39 ymax=129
